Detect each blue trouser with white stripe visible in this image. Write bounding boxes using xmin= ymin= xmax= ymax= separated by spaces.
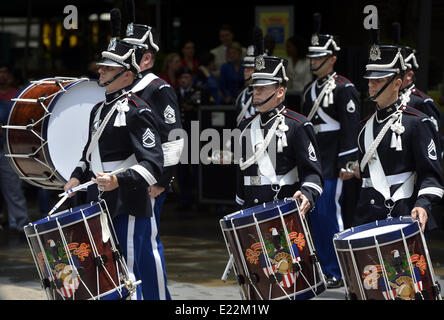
xmin=309 ymin=178 xmax=344 ymax=280
xmin=113 ymin=192 xmax=171 ymax=300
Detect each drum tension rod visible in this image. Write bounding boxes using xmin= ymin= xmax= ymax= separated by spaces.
xmin=293 ymin=260 xmax=306 ymax=272
xmin=112 ymin=249 xmax=122 ymax=262
xmin=236 ymin=274 xmax=245 ymax=285
xmin=433 ymin=282 xmax=441 ymax=298
xmin=94 ymin=254 xmax=109 ymax=267
xmin=310 ymin=252 xmax=319 ymax=264
xmin=269 ymin=273 xmax=283 ymax=284
xmin=248 ymin=273 xmax=259 ymax=285
xmin=41 ymin=278 xmax=51 ymax=290
xmin=414 ymin=290 xmax=428 ymax=300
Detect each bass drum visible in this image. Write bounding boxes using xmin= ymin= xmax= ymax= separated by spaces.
xmin=4 ymin=77 xmax=105 ymax=189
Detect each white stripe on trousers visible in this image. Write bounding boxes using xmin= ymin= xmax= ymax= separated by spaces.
xmin=126 ymin=215 xmax=138 ymax=300
xmin=150 ymin=196 xmax=166 ymax=300
xmin=335 ymin=178 xmax=344 ymax=232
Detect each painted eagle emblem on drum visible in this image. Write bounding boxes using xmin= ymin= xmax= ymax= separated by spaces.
xmin=245 ymin=227 xmax=306 ymax=289
xmin=40 ymin=239 xmax=91 ymax=299
xmin=361 ymin=249 xmax=427 ymax=300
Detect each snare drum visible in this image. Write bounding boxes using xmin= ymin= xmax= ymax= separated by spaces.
xmin=334 ymin=217 xmax=442 ymax=300
xmin=24 ymin=201 xmax=137 ymax=300
xmin=220 ymin=198 xmax=326 ymax=300
xmin=4 ymin=77 xmax=104 ymax=189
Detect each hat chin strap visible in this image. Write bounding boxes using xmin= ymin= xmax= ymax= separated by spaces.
xmin=368 ymin=74 xmax=398 ymax=101
xmin=253 ymin=88 xmax=279 ymax=109
xmin=310 ymin=55 xmax=330 ymax=72
xmin=98 ymin=68 xmax=128 ymax=88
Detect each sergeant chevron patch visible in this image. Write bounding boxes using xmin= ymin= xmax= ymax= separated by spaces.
xmin=428 ymin=139 xmax=437 ymax=160
xmin=142 ymin=128 xmax=156 ymax=148
xmin=308 ymin=142 xmax=317 ymax=161
xmin=164 ymin=105 xmax=176 ymax=124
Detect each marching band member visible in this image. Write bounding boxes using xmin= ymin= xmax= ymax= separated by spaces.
xmin=301 ymin=13 xmax=361 ymax=289
xmin=118 ymin=0 xmax=184 ymax=300
xmin=64 ymin=9 xmax=164 ymax=300
xmin=353 ymin=28 xmax=444 ymax=233
xmin=235 ymin=28 xmax=324 ymax=220
xmin=235 ymin=44 xmax=256 ymax=127
xmin=392 ymin=22 xmax=443 ymax=158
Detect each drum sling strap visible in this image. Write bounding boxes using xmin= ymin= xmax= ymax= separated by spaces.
xmin=361 ymin=111 xmax=416 ymax=215
xmin=236 ymin=89 xmax=253 ymax=126
xmin=86 ymin=98 xmax=136 ymax=176
xmin=241 ymin=115 xmax=297 ymax=199
xmin=306 ymin=72 xmax=336 ymax=121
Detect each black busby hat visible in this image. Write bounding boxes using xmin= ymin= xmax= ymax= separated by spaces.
xmin=97 ymin=8 xmax=140 ymax=75
xmin=402 ymin=46 xmax=419 ymax=71
xmin=122 ymin=0 xmax=159 ymax=53
xmin=363 ymin=25 xmax=407 ymax=79
xmin=391 ymin=21 xmax=419 ymax=71
xmin=307 ymin=13 xmax=341 ymax=58
xmin=251 ymin=27 xmax=288 ymax=86
xmin=242 ymin=45 xmax=255 ymax=67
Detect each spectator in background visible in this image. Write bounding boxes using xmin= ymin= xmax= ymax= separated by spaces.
xmin=159 ymin=52 xmax=182 ymax=88
xmin=219 ymin=42 xmax=244 ymax=105
xmin=175 ymin=67 xmax=207 ymax=211
xmin=0 ymin=64 xmax=30 ymax=237
xmin=286 ymin=36 xmax=312 ymax=94
xmin=195 ymin=51 xmax=220 ymax=105
xmin=180 ymin=40 xmax=199 ymax=75
xmin=211 ymin=24 xmax=246 ymax=79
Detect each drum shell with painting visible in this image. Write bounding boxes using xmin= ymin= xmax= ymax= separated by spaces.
xmin=4 ymin=78 xmax=104 ymax=189
xmin=220 ymin=199 xmax=326 ymax=300
xmin=24 ymin=201 xmax=130 ymax=300
xmin=334 ymin=217 xmax=440 ymax=300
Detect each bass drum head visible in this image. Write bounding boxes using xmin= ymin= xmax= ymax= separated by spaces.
xmin=46 ymin=80 xmax=104 ymax=182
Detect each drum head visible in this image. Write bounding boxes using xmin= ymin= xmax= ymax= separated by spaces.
xmin=46 ymin=80 xmax=104 ymax=181
xmin=342 ymin=223 xmax=411 ymax=240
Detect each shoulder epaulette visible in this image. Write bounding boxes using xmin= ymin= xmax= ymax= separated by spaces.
xmin=282 ymin=108 xmax=307 ymax=123
xmin=127 ymin=92 xmax=150 ymax=109
xmin=402 ymin=105 xmax=424 ymax=117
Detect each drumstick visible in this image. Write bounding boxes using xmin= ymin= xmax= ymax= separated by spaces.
xmin=48 ymin=194 xmax=69 ymax=216
xmin=58 ymin=168 xmax=126 ymax=197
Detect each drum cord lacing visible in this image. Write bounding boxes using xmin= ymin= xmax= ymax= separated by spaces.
xmin=56 ymin=217 xmax=95 ymax=300
xmin=400 ymin=228 xmax=423 ymax=299
xmin=333 ymin=240 xmax=350 ymax=299
xmin=418 ymin=226 xmax=442 ymax=300
xmin=294 ymin=198 xmax=325 ymax=289
xmin=252 ymin=213 xmax=292 ymax=300
xmin=32 ymin=224 xmax=59 ymax=300
xmin=80 ymin=209 xmax=123 ymax=299
xmin=219 ymin=218 xmax=246 ymax=300
xmin=230 ymin=217 xmax=264 ymax=300
xmin=374 ymin=237 xmax=395 ymax=300
xmin=347 ymin=239 xmax=367 ymax=300
xmin=98 ymin=200 xmax=136 ymax=294
xmin=278 ymin=206 xmax=318 ymax=297
xmin=24 ymin=230 xmax=50 ymax=299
